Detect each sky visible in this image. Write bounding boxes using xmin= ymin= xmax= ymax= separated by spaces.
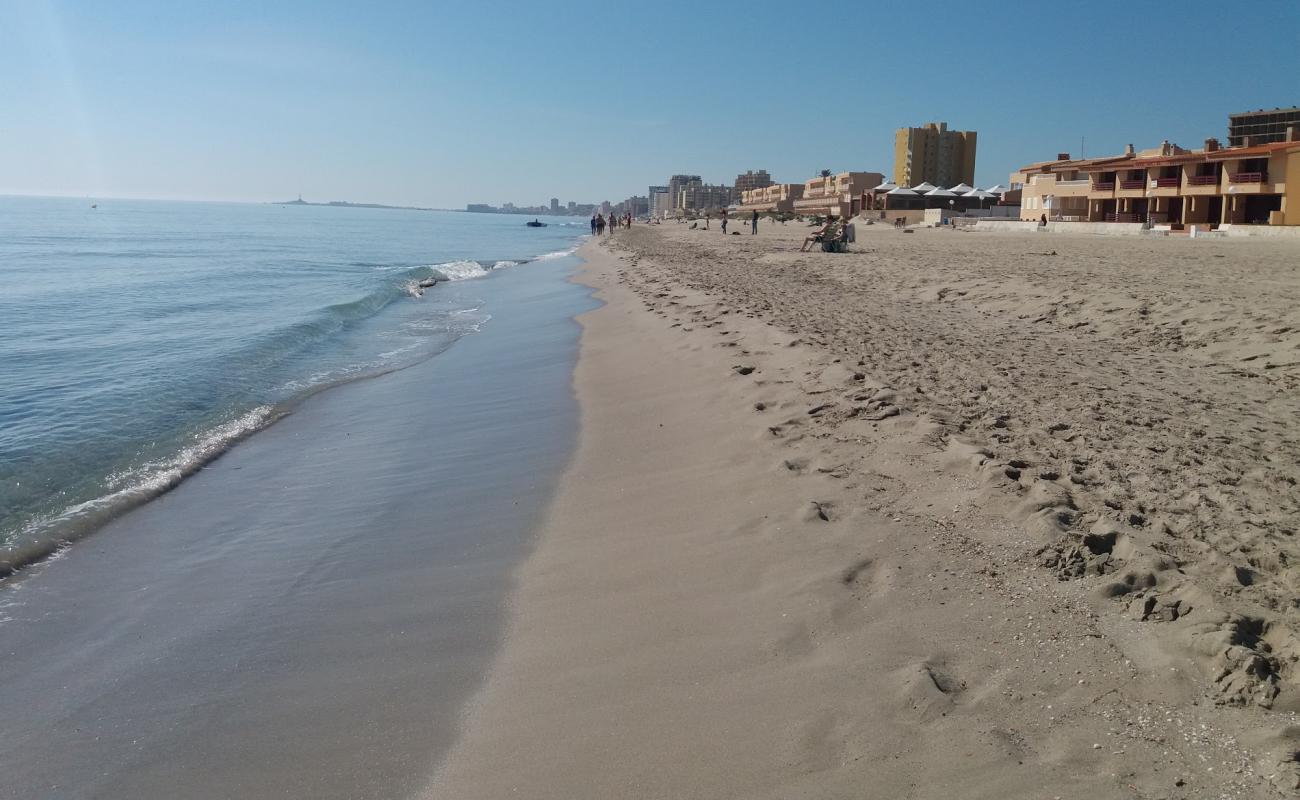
xmin=2 ymin=0 xmax=1298 ymax=208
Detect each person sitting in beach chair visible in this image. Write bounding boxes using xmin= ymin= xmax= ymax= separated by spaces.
xmin=820 ymin=219 xmax=851 ymax=253
xmin=800 ymin=219 xmax=838 ymax=252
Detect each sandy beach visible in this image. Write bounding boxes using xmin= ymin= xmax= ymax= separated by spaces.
xmin=425 ymin=224 xmax=1299 ymax=798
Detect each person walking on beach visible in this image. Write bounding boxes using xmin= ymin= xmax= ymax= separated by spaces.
xmin=595 ymin=214 xmax=606 ymax=236
xmin=590 ymin=214 xmax=598 ymax=235
xmin=720 ymin=209 xmax=728 ymax=234
xmin=751 ymin=210 xmax=759 ymax=234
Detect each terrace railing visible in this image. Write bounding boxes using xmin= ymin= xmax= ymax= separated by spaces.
xmin=1229 ymin=172 xmax=1267 ymax=184
xmin=1105 ymin=213 xmax=1141 ymax=223
xmin=1187 ymin=175 xmax=1218 ymax=186
xmin=1091 ymin=181 xmax=1116 ymax=191
xmin=1153 ymin=177 xmax=1181 ymax=188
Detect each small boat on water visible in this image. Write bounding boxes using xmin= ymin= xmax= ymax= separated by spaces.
xmin=525 ymin=219 xmax=547 ymax=227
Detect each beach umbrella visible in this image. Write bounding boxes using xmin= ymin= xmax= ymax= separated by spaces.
xmin=884 ymin=185 xmax=919 ymax=210
xmin=872 ymin=180 xmax=897 ymax=192
xmin=910 ymin=181 xmax=938 ymax=193
xmin=962 ymin=188 xmax=996 ymax=209
xmin=948 ymin=182 xmax=974 ymax=194
xmin=984 ymin=184 xmax=1008 ymax=195
xmin=924 ymin=186 xmax=958 ymax=211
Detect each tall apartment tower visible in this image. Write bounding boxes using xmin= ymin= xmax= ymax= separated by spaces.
xmin=650 ymin=190 xmax=671 ymax=218
xmin=734 ymin=170 xmax=773 ymax=194
xmin=549 ymin=198 xmax=560 ymax=213
xmin=893 ymin=122 xmax=977 ymax=188
xmin=667 ymin=174 xmax=702 ymax=210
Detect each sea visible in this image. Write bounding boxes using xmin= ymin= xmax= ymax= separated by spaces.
xmin=0 ymin=196 xmax=585 ymax=576
xmin=0 ymin=195 xmax=598 ymax=798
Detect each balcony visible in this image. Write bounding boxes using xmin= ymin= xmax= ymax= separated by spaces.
xmin=1229 ymin=172 xmax=1267 ymax=184
xmin=1154 ymin=177 xmax=1180 ymax=188
xmin=1187 ymin=175 xmax=1218 ymax=186
xmin=1119 ymin=179 xmax=1145 ymax=190
xmin=1092 ymin=181 xmax=1115 ymax=191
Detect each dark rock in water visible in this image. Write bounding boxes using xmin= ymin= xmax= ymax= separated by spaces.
xmin=418 ymin=278 xmax=439 ymax=288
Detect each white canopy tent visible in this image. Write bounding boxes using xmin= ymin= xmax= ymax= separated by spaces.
xmin=962 ymin=188 xmax=997 ymax=209
xmin=884 ymin=185 xmax=921 ymax=210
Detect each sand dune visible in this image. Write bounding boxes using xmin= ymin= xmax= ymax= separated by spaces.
xmin=424 ymin=226 xmax=1299 ymax=798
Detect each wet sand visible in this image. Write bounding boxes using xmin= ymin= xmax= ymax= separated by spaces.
xmin=0 ymin=256 xmax=594 ymax=800
xmin=425 ymin=229 xmax=1299 ymax=799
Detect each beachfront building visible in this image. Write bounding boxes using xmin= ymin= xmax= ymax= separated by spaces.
xmin=1012 ymin=152 xmax=1094 ymax=221
xmin=666 ymin=175 xmax=702 ymax=211
xmin=734 ymin=169 xmax=773 ymax=194
xmin=1014 ymin=133 xmax=1300 ymax=226
xmin=737 ymin=183 xmax=805 ymax=214
xmin=791 ymin=172 xmax=884 ymax=218
xmin=614 ymin=195 xmax=649 ymax=218
xmin=678 ymin=182 xmax=735 ymax=214
xmin=647 ymin=185 xmax=668 ymax=218
xmin=650 ymin=190 xmax=672 ymax=219
xmin=1228 ymin=107 xmax=1300 ymax=147
xmin=894 ymin=121 xmax=977 ymax=189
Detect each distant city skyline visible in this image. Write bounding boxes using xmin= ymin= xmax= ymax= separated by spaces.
xmin=2 ymin=1 xmax=1297 ymax=207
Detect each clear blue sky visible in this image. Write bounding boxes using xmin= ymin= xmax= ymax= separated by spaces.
xmin=3 ymin=0 xmax=1297 ymax=207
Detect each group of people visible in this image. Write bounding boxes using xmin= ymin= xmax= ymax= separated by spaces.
xmin=590 ymin=212 xmax=632 ymax=235
xmin=715 ymin=209 xmax=761 ymax=235
xmin=800 ymin=216 xmax=855 ymax=252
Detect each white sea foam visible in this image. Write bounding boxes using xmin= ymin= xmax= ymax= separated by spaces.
xmin=533 ymin=246 xmax=579 ymax=261
xmin=18 ymin=405 xmax=278 ymax=555
xmin=431 ymin=259 xmax=490 ymax=281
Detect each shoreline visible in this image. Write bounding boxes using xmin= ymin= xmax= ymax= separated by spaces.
xmin=0 ymin=254 xmax=594 ymax=800
xmin=424 ymin=229 xmax=1298 ymax=798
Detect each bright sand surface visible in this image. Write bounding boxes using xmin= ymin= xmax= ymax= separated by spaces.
xmin=425 ymin=226 xmax=1299 ymax=799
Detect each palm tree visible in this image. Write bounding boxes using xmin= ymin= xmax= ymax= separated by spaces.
xmin=819 ymin=169 xmax=832 ymax=178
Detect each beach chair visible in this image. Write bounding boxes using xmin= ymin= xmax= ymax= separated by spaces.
xmin=820 ymin=222 xmax=849 ymax=253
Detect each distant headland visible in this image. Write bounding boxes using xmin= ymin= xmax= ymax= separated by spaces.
xmin=272 ymin=195 xmax=441 ymax=212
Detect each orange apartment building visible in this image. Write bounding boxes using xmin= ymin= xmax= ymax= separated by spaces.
xmin=1015 ymin=133 xmax=1300 ymax=227
xmin=789 ymin=172 xmax=883 ymax=218
xmin=737 ymin=183 xmax=805 ymax=214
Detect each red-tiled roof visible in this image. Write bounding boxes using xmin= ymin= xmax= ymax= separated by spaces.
xmin=1019 ymin=139 xmax=1300 ymax=175
xmin=1205 ymin=140 xmax=1300 ymax=160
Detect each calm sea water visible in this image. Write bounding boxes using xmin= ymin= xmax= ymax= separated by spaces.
xmin=0 ymin=196 xmax=586 ymax=574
